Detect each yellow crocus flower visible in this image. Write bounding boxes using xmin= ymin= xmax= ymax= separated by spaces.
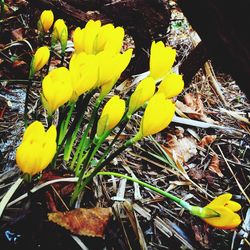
xmin=128 ymin=77 xmax=156 ymax=116
xmin=16 ymin=121 xmax=57 ymax=176
xmin=52 ymin=19 xmax=68 ymax=52
xmin=41 ymin=67 xmax=73 ymax=116
xmin=69 ymin=52 xmax=98 ymax=101
xmin=98 ymin=49 xmax=133 ymax=98
xmin=31 ymin=46 xmax=50 ymax=75
xmin=97 ymin=95 xmax=125 ymax=137
xmin=73 ymin=20 xmax=101 ymax=54
xmin=202 ymin=193 xmax=241 ymax=229
xmin=39 ymin=10 xmax=54 ymax=33
xmin=135 ymin=93 xmax=175 ymax=139
xmin=149 ymin=41 xmax=176 ymax=81
xmin=95 ymin=24 xmax=124 ymax=54
xmin=157 ymin=73 xmax=184 ymax=99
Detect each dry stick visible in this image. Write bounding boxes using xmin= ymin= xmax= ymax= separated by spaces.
xmin=217 ymin=145 xmax=250 ymax=203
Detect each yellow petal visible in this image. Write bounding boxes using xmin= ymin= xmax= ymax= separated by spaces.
xmin=203 ymin=206 xmax=241 ymax=229
xmin=40 ymin=10 xmax=54 ymax=32
xmin=73 ymin=27 xmax=85 ymax=54
xmin=207 ymin=193 xmax=232 ymax=208
xmin=225 ymin=200 xmax=242 ymax=212
xmin=104 ymin=26 xmax=125 ymax=54
xmin=42 ymin=67 xmax=73 ymax=114
xmin=33 ymin=46 xmax=50 ymax=73
xmin=23 ymin=121 xmax=45 ymax=142
xmin=128 ymin=76 xmax=156 ymax=115
xmin=149 ymin=41 xmax=176 ymax=80
xmin=158 ymin=73 xmax=184 ymax=99
xmin=95 ymin=23 xmax=115 ymax=53
xmin=97 ymin=95 xmax=125 ymax=136
xmin=141 ymin=93 xmax=175 ymax=137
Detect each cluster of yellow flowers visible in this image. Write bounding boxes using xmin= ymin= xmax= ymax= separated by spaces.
xmin=15 ymin=10 xmax=242 ymax=230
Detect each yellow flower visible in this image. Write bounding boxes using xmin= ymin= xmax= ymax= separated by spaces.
xmin=39 ymin=10 xmax=54 ymax=33
xmin=41 ymin=67 xmax=73 ymax=115
xmin=52 ymin=19 xmax=68 ymax=52
xmin=31 ymin=46 xmax=50 ymax=75
xmin=98 ymin=49 xmax=133 ymax=98
xmin=97 ymin=95 xmax=125 ymax=137
xmin=69 ymin=52 xmax=98 ymax=101
xmin=149 ymin=41 xmax=176 ymax=81
xmin=16 ymin=121 xmax=57 ymax=176
xmin=202 ymin=193 xmax=241 ymax=229
xmin=95 ymin=23 xmax=124 ymax=54
xmin=73 ymin=20 xmax=101 ymax=54
xmin=135 ymin=93 xmax=175 ymax=139
xmin=128 ymin=77 xmax=156 ymax=115
xmin=157 ymin=73 xmax=184 ymax=99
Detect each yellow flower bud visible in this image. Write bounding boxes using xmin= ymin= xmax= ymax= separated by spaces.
xmin=97 ymin=95 xmax=125 ymax=137
xmin=202 ymin=193 xmax=241 ymax=229
xmin=157 ymin=73 xmax=184 ymax=99
xmin=31 ymin=46 xmax=50 ymax=75
xmin=52 ymin=19 xmax=68 ymax=52
xmin=128 ymin=77 xmax=156 ymax=115
xmin=73 ymin=20 xmax=101 ymax=54
xmin=16 ymin=121 xmax=57 ymax=176
xmin=98 ymin=49 xmax=133 ymax=98
xmin=41 ymin=67 xmax=73 ymax=115
xmin=69 ymin=52 xmax=98 ymax=101
xmin=149 ymin=41 xmax=176 ymax=81
xmin=39 ymin=10 xmax=54 ymax=33
xmin=137 ymin=93 xmax=175 ymax=138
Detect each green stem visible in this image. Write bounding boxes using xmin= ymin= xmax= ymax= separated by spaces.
xmin=97 ymin=171 xmax=192 ymax=210
xmin=46 ymin=46 xmax=53 ymax=75
xmin=52 ymin=93 xmax=92 ymax=167
xmin=72 ymin=97 xmax=102 ymax=171
xmin=60 ymin=52 xmax=65 ymax=67
xmin=58 ymin=102 xmax=75 ymax=146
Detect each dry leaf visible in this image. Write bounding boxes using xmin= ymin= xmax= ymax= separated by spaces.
xmin=165 ymin=134 xmax=198 ymax=163
xmin=11 ymin=28 xmax=24 ymax=40
xmin=177 ymin=93 xmax=217 ymax=124
xmin=48 ymin=207 xmax=112 ymax=238
xmin=198 ymin=135 xmax=217 ymax=148
xmin=208 ymin=154 xmax=223 ymax=177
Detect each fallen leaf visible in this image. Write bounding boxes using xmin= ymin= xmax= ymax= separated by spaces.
xmin=164 ymin=134 xmax=198 ymax=163
xmin=198 ymin=135 xmax=217 ymax=148
xmin=48 ymin=207 xmax=112 ymax=238
xmin=208 ymin=154 xmax=223 ymax=177
xmin=177 ymin=93 xmax=218 ymax=124
xmin=11 ymin=28 xmax=24 ymax=40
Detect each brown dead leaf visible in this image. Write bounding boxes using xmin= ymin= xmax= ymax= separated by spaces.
xmin=208 ymin=154 xmax=223 ymax=177
xmin=12 ymin=60 xmax=26 ymax=68
xmin=48 ymin=207 xmax=112 ymax=238
xmin=198 ymin=135 xmax=217 ymax=148
xmin=11 ymin=28 xmax=24 ymax=40
xmin=177 ymin=93 xmax=217 ymax=124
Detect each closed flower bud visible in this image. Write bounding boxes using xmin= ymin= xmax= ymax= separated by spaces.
xmin=149 ymin=41 xmax=176 ymax=81
xmin=128 ymin=77 xmax=155 ymax=115
xmin=16 ymin=121 xmax=57 ymax=176
xmin=30 ymin=46 xmax=50 ymax=76
xmin=157 ymin=73 xmax=184 ymax=99
xmin=52 ymin=19 xmax=68 ymax=53
xmin=69 ymin=52 xmax=98 ymax=101
xmin=98 ymin=49 xmax=133 ymax=98
xmin=201 ymin=193 xmax=241 ymax=229
xmin=38 ymin=10 xmax=54 ymax=33
xmin=41 ymin=67 xmax=73 ymax=115
xmin=73 ymin=20 xmax=101 ymax=54
xmin=135 ymin=93 xmax=175 ymax=140
xmin=97 ymin=95 xmax=125 ymax=137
